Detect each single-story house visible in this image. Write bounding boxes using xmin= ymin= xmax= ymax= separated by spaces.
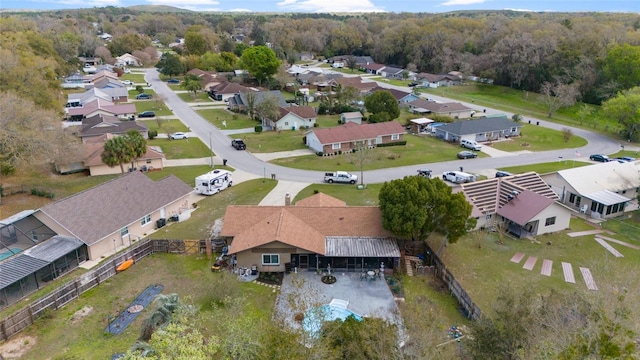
xmin=33 ymin=171 xmax=194 ymax=261
xmin=79 ymin=114 xmax=148 ymax=143
xmin=361 ymin=63 xmax=386 ymax=75
xmin=82 ymin=142 xmax=165 ymax=176
xmin=263 ymin=105 xmax=317 ymax=131
xmin=91 ymin=76 xmax=126 ymax=90
xmin=541 ymin=161 xmax=640 ymax=219
xmin=328 ymin=77 xmax=377 ymax=94
xmin=227 ymin=90 xmax=288 ymax=113
xmin=408 ymin=99 xmax=474 ymax=119
xmin=67 ymin=87 xmax=128 ymax=107
xmin=369 ymin=86 xmax=420 ymax=105
xmin=305 ymin=121 xmax=406 ymax=154
xmin=65 ymin=99 xmax=137 ymax=122
xmin=434 ymin=115 xmax=522 ymax=143
xmin=62 ymin=73 xmax=93 ymax=89
xmin=298 ymin=52 xmax=314 ymax=61
xmin=207 ymin=81 xmax=250 ymax=101
xmin=340 ymin=111 xmax=363 ymax=125
xmin=220 ymin=192 xmax=400 ymax=273
xmin=115 ymin=53 xmax=142 ymax=67
xmin=415 ymin=73 xmax=462 ymax=88
xmin=459 ymin=172 xmax=571 ymax=238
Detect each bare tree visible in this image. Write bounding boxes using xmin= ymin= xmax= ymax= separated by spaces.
xmin=540 ymin=80 xmax=580 ymax=118
xmin=349 ymin=140 xmax=373 ymax=186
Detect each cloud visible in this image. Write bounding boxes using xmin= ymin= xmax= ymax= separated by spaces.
xmin=440 ymin=0 xmax=485 ymax=5
xmin=276 ymin=0 xmax=385 ymax=13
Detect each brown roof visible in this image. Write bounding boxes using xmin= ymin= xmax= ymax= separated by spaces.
xmin=278 ymin=105 xmax=317 ymax=120
xmin=83 ymin=144 xmax=164 ymax=166
xmin=370 ymin=86 xmax=411 ymax=101
xmin=362 ymin=63 xmax=386 ymax=71
xmin=496 ymin=190 xmax=555 ymax=226
xmin=221 ymin=205 xmax=393 ymax=255
xmin=310 ymin=121 xmax=406 ymax=145
xmin=209 ymin=81 xmax=250 ymax=94
xmin=331 ymin=77 xmax=377 ymax=92
xmin=295 ymin=193 xmax=347 ymax=207
xmin=80 ymin=114 xmax=148 ymax=138
xmin=38 ymin=172 xmax=192 ymax=246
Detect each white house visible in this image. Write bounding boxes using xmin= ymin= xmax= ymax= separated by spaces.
xmin=115 ymin=53 xmax=142 ymax=67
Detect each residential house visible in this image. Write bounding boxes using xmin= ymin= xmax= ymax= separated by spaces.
xmin=90 ymin=76 xmax=126 ymax=90
xmin=220 ymin=192 xmax=400 ymax=273
xmin=434 ymin=115 xmax=522 ymax=143
xmin=65 ymin=98 xmax=137 ymax=121
xmin=541 ymin=161 xmax=640 ymax=219
xmin=381 ymin=66 xmax=413 ymax=80
xmin=82 ymin=141 xmax=165 ymax=176
xmin=263 ymin=105 xmax=317 ymax=131
xmin=79 ymin=114 xmax=148 ymax=143
xmin=115 ymin=53 xmax=142 ymax=67
xmin=415 ymin=73 xmax=462 ymax=88
xmin=408 ymin=99 xmax=474 ymax=119
xmin=369 ymin=86 xmax=420 ymax=105
xmin=298 ymin=52 xmax=315 ymax=61
xmin=227 ymin=90 xmax=288 ymax=113
xmin=459 ymin=172 xmax=571 ymax=238
xmin=62 ymin=73 xmax=92 ymax=89
xmin=305 ymin=121 xmax=406 ymax=154
xmin=340 ymin=111 xmax=363 ymax=125
xmin=328 ymin=77 xmax=377 ymax=94
xmin=207 ymin=81 xmax=250 ymax=101
xmin=361 ymin=63 xmax=386 ymax=75
xmin=67 ymin=88 xmax=112 ymax=108
xmin=34 ymin=171 xmax=194 ymax=261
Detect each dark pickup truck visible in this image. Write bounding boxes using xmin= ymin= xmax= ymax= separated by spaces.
xmin=231 ymin=139 xmax=246 ymax=150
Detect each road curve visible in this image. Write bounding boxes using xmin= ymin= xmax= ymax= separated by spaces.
xmin=145 ymin=69 xmax=622 ymax=184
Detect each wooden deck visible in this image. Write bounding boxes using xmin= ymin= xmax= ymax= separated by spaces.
xmin=594 ymin=237 xmax=624 ymax=257
xmin=596 ymin=235 xmax=640 ymax=250
xmin=523 ymin=256 xmax=537 ymax=271
xmin=566 ymin=229 xmax=604 ymax=237
xmin=510 ymin=252 xmax=525 ymax=264
xmin=580 ymin=267 xmax=598 ymax=290
xmin=541 ymin=259 xmax=553 ymax=276
xmin=562 ymin=262 xmax=575 ymax=283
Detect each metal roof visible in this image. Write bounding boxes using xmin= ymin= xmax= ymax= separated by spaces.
xmin=24 ymin=236 xmax=84 ymax=262
xmin=0 ymin=255 xmax=50 ymax=288
xmin=325 ymin=237 xmax=400 ymax=257
xmin=583 ymin=190 xmax=631 ymax=206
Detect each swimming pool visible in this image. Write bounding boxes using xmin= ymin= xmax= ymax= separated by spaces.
xmin=302 ymin=304 xmax=363 ymax=335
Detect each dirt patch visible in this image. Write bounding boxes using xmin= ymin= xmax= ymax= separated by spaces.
xmin=69 ymin=305 xmax=93 ymax=325
xmin=0 ymin=335 xmax=37 ymax=359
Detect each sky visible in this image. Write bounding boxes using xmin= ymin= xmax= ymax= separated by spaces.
xmin=1 ymin=0 xmax=639 ymax=13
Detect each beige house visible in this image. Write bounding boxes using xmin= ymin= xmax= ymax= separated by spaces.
xmin=83 ymin=142 xmax=165 ymax=176
xmin=305 ymin=121 xmax=406 ymax=154
xmin=220 ymin=193 xmax=400 ymax=273
xmin=340 ymin=111 xmax=363 ymax=124
xmin=34 ymin=172 xmax=193 ymax=260
xmin=263 ymin=105 xmax=317 ymax=131
xmin=459 ymin=172 xmax=572 ymax=238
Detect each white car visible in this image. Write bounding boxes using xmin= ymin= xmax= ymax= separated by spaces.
xmin=124 ymin=68 xmax=131 ymax=74
xmin=122 ymin=80 xmax=133 ymax=86
xmin=170 ymin=132 xmax=188 ymax=140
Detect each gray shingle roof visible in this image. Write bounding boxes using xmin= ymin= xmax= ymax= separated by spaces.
xmin=38 ymin=172 xmax=193 ymax=246
xmin=437 ymin=116 xmax=521 ymax=136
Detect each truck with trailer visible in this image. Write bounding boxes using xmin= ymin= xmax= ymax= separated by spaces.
xmin=442 ymin=171 xmax=477 ymax=184
xmin=195 ymin=169 xmax=233 ymax=195
xmin=323 ymin=171 xmax=358 ymax=184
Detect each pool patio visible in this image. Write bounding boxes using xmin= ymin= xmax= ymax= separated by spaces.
xmin=274 ymin=270 xmax=404 ymax=336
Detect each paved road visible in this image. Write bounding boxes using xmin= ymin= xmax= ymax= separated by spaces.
xmin=145 ymin=69 xmax=622 ymax=184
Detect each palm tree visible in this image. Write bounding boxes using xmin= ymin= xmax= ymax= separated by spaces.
xmin=125 ymin=130 xmax=147 ymax=170
xmin=101 ymin=136 xmax=133 ymax=174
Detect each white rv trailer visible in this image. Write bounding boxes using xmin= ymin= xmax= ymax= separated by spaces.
xmin=195 ymin=169 xmax=233 ymax=195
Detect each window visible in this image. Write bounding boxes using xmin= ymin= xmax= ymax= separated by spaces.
xmin=569 ymin=193 xmax=576 ymax=203
xmin=141 ymin=214 xmax=151 ymax=226
xmin=391 ymin=133 xmax=399 ymax=141
xmin=262 ymin=254 xmax=279 ymax=265
xmin=332 ymin=143 xmax=340 ymax=150
xmin=511 ymin=127 xmax=517 ymax=132
xmin=146 ymin=159 xmax=152 ymax=164
xmin=120 ymin=227 xmax=129 ymax=237
xmin=285 ymin=122 xmax=289 ymax=126
xmin=545 ymin=217 xmax=556 ymax=226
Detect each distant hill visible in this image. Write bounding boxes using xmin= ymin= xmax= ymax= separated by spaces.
xmin=126 ymin=5 xmax=193 ymax=13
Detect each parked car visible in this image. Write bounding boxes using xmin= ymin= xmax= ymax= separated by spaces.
xmin=124 ymin=68 xmax=131 ymax=74
xmin=589 ymin=154 xmax=609 ymax=162
xmin=457 ymin=150 xmax=478 ymax=159
xmin=170 ymin=132 xmax=188 ymax=140
xmin=167 ymin=78 xmax=180 ymax=84
xmin=495 ymin=171 xmax=513 ymax=178
xmin=614 ymin=156 xmax=635 ymax=162
xmin=137 ymin=111 xmax=155 ymax=118
xmin=122 ymin=80 xmax=133 ymax=85
xmin=136 ymin=93 xmax=152 ymax=100
xmin=408 ymin=81 xmax=418 ymax=87
xmin=231 ymin=139 xmax=246 ymax=150
xmin=460 ymin=139 xmax=482 ymax=151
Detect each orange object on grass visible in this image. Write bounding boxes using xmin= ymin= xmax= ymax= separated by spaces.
xmin=117 ymin=259 xmax=134 ymax=272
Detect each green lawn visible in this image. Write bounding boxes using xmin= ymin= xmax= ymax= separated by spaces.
xmin=490 ymin=124 xmax=588 ymax=151
xmin=148 ymin=138 xmax=212 ymax=159
xmin=197 ymin=108 xmax=258 ymax=129
xmin=240 ymin=130 xmax=309 ymax=153
xmin=270 ymin=134 xmax=483 ymax=171
xmin=139 ymin=118 xmax=188 ymax=133
xmin=177 ymin=91 xmax=214 ymax=103
xmin=119 ymin=73 xmax=146 ymax=83
xmin=128 ymin=89 xmax=156 ymax=97
xmin=500 ymin=161 xmax=592 ymax=175
xmin=144 ymin=165 xmax=223 ymax=187
xmin=134 ymin=100 xmax=172 ymax=116
xmin=294 ymin=183 xmax=383 ymax=206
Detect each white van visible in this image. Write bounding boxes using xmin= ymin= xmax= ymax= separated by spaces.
xmin=460 ymin=139 xmax=482 ymax=151
xmin=195 ymin=169 xmax=232 ymax=195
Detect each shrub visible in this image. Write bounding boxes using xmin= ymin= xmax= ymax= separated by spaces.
xmin=31 ymin=188 xmax=55 ymax=199
xmin=316 ymin=152 xmax=324 ymax=156
xmin=377 ymin=141 xmax=407 ymax=147
xmin=254 ymin=125 xmax=263 ymax=133
xmin=148 ymin=130 xmax=158 ymax=139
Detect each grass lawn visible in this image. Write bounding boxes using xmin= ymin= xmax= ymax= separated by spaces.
xmin=294 ymin=183 xmax=383 ymax=206
xmin=144 ymin=165 xmax=221 ymax=187
xmin=428 ymin=216 xmax=640 ymax=319
xmin=134 ymin=100 xmax=172 ymax=116
xmin=138 ymin=118 xmax=188 ymax=133
xmin=16 ymin=253 xmax=277 ymax=360
xmin=500 ymin=160 xmax=592 ymax=175
xmin=240 ymin=130 xmax=309 ymax=153
xmin=119 ymin=73 xmax=146 ymax=83
xmin=147 ymin=138 xmax=212 ymax=159
xmin=271 ymin=134 xmax=483 ymax=171
xmin=490 ymin=124 xmax=588 ymax=151
xmin=177 ymin=91 xmax=214 ymax=103
xmin=197 ymin=108 xmax=258 ymax=129
xmin=128 ymin=89 xmax=156 ymax=98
